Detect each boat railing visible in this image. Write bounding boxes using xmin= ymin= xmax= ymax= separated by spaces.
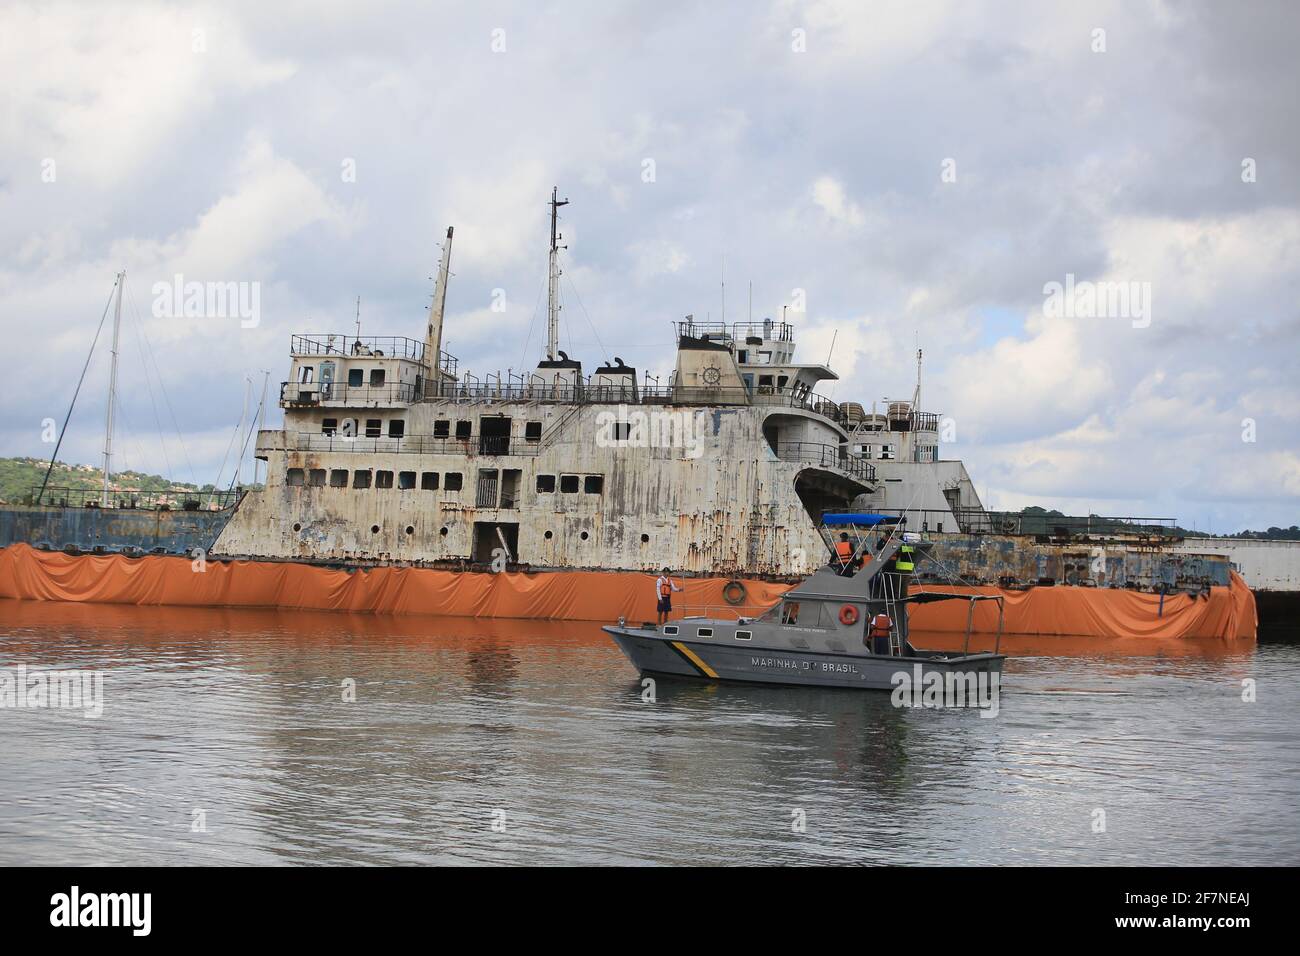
xmin=776 ymin=442 xmax=876 ymax=483
xmin=280 ymin=381 xmax=418 ymax=407
xmin=290 ymin=334 xmax=426 ymax=361
xmin=290 ymin=432 xmax=542 ymax=457
xmin=26 ymin=485 xmax=242 ymax=511
xmin=415 ymin=379 xmax=845 ymax=420
xmin=671 ymin=604 xmax=774 ymax=622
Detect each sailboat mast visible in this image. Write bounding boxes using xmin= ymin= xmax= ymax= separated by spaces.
xmin=546 ymin=186 xmax=569 ymax=360
xmin=100 ymin=271 xmax=124 ymax=507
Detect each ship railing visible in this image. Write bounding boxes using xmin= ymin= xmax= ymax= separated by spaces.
xmin=26 ymin=486 xmax=241 ymax=511
xmin=290 ymin=334 xmax=426 ymax=361
xmin=280 ymin=381 xmax=418 ymax=406
xmin=418 ymin=379 xmax=844 ymax=419
xmin=290 ymin=433 xmax=541 ymax=457
xmin=671 ymin=604 xmax=775 ymax=622
xmin=775 ymin=442 xmax=876 ymax=483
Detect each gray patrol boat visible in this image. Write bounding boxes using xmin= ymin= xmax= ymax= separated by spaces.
xmin=603 ymin=514 xmax=1006 ymax=690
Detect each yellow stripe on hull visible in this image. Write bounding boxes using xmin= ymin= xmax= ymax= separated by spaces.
xmin=671 ymin=641 xmax=719 ymax=678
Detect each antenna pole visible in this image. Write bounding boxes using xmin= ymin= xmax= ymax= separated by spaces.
xmin=355 ymin=296 xmax=361 ymax=338
xmin=546 ymin=186 xmax=569 ymax=360
xmin=100 ymin=271 xmax=124 ymax=507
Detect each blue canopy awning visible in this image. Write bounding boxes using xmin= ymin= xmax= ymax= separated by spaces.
xmin=821 ymin=513 xmax=901 ymax=527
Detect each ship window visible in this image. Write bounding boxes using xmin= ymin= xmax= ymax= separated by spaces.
xmin=735 ymin=630 xmax=752 ymax=641
xmin=560 ymin=475 xmax=580 ymax=493
xmin=697 ymin=627 xmax=714 ymax=638
xmin=398 ymin=471 xmax=416 ymax=490
xmin=329 ymin=469 xmax=348 ymax=488
xmin=322 ymin=418 xmax=338 ymax=435
xmin=376 ymin=470 xmax=394 ymax=489
xmin=444 ymin=472 xmax=463 ymax=491
xmin=433 ymin=420 xmax=450 ymax=438
xmin=348 ymin=368 xmax=363 ymax=387
xmin=544 ymin=530 xmax=553 ymax=539
xmin=352 ymin=470 xmax=371 ymax=489
xmin=777 ymin=375 xmax=789 ymax=389
xmin=583 ymin=475 xmax=604 ymax=494
xmin=365 ymin=419 xmax=382 ymax=438
xmin=286 ymin=468 xmax=305 ymax=486
xmin=308 ymin=469 xmax=326 ymax=487
xmin=455 ymin=420 xmax=472 ymax=439
xmin=525 ymin=421 xmax=542 ymax=441
xmin=298 ymin=366 xmax=313 ymax=384
xmin=937 ymin=522 xmax=943 ymax=533
xmin=536 ymin=474 xmax=555 ymax=493
xmin=640 ymin=533 xmax=649 ymax=543
xmin=388 ymin=420 xmax=405 ymax=438
xmin=369 ymin=368 xmax=385 ymax=387
xmin=758 ymin=374 xmax=773 ymax=386
xmin=780 ymin=602 xmax=800 ymax=625
xmin=663 ymin=626 xmax=678 ymax=635
xmin=580 ymin=531 xmax=589 ymax=540
xmin=421 ymin=472 xmax=439 ymax=490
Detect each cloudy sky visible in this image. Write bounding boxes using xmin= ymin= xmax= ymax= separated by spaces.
xmin=2 ymin=0 xmax=1296 ymax=531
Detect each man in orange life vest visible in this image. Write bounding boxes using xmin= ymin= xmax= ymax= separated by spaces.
xmin=655 ymin=568 xmax=682 ymax=625
xmin=834 ymin=533 xmax=860 ymax=575
xmin=868 ymin=611 xmax=893 ymax=655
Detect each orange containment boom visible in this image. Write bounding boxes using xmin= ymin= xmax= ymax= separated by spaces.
xmin=0 ymin=544 xmax=1256 ymax=641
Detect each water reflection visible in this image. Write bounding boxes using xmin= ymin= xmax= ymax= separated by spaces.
xmin=0 ymin=599 xmax=1296 ymax=866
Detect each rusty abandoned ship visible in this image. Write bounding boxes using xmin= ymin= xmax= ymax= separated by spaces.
xmin=0 ymin=191 xmax=1271 ymax=638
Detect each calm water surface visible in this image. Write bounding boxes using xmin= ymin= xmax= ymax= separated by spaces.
xmin=1 ymin=599 xmax=1297 ymax=866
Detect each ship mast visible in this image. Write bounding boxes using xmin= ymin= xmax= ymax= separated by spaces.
xmin=546 ymin=186 xmax=569 ymax=360
xmin=424 ymin=226 xmax=454 ymax=394
xmin=100 ymin=271 xmax=124 ymax=507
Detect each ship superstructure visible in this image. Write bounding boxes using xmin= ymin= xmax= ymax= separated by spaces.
xmin=214 ymin=198 xmax=979 ymax=575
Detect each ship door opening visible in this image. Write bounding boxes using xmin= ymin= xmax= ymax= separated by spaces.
xmin=473 ymin=521 xmax=519 ymax=564
xmin=480 ymin=416 xmax=511 ymax=455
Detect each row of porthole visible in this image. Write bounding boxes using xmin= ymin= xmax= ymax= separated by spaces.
xmin=290 ymin=524 xmax=651 ymax=544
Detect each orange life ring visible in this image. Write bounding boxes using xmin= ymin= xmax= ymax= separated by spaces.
xmin=839 ymin=604 xmax=860 ymax=626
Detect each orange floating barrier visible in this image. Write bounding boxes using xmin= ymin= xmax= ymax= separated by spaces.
xmin=0 ymin=544 xmax=1255 ymax=641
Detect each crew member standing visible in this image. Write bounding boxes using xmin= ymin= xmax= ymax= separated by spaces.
xmin=868 ymin=610 xmax=894 ymax=655
xmin=834 ymin=533 xmax=858 ymax=575
xmin=655 ymin=568 xmax=682 ymax=625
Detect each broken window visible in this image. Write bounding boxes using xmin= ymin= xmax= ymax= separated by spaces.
xmin=559 ymin=475 xmax=580 ymax=493
xmin=398 ymin=471 xmax=416 ymax=490
xmin=376 ymin=470 xmax=394 ymax=489
xmin=369 ymin=368 xmax=385 ymax=387
xmin=525 ymin=421 xmax=542 ymax=441
xmin=329 ymin=469 xmax=348 ymax=488
xmin=444 ymin=472 xmax=463 ymax=491
xmin=583 ymin=475 xmax=604 ymax=494
xmin=308 ymin=469 xmax=326 ymax=487
xmin=353 ymin=470 xmax=372 ymax=489
xmin=388 ymin=420 xmax=405 ymax=438
xmin=433 ymin=420 xmax=450 ymax=438
xmin=286 ymin=468 xmax=305 ymax=486
xmin=536 ymin=474 xmax=556 ymax=493
xmin=455 ymin=420 xmax=472 ymax=440
xmin=421 ymin=472 xmax=439 ymax=490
